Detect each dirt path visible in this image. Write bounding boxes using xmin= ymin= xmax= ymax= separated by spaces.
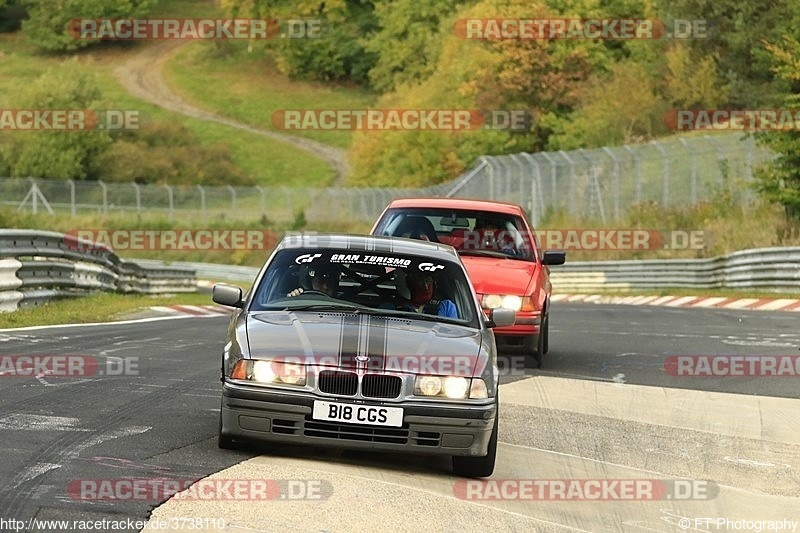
xmin=113 ymin=41 xmax=350 ymax=183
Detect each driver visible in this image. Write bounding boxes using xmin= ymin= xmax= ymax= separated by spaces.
xmin=287 ymin=263 xmax=340 ymax=297
xmin=396 ymin=271 xmax=458 ymax=318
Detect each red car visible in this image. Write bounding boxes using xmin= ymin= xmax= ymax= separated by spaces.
xmin=371 ymin=198 xmax=565 ymax=367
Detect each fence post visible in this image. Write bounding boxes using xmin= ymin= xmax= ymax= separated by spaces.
xmin=67 ymin=179 xmax=76 ymax=216
xmin=679 ymin=138 xmax=697 ymax=204
xmin=98 ymin=180 xmax=108 ymax=214
xmin=510 ymin=154 xmax=526 ymax=207
xmin=227 ymin=185 xmax=237 ymax=211
xmin=601 ymin=147 xmax=620 ymax=220
xmin=496 ymin=157 xmax=513 ymax=199
xmin=163 ymin=184 xmax=174 ymax=220
xmin=650 ymin=140 xmax=669 ymax=207
xmin=623 ymin=145 xmax=642 ymax=203
xmin=703 ymin=135 xmax=725 ymax=189
xmin=197 ymin=185 xmax=206 ymax=217
xmin=487 ymin=158 xmax=496 ymax=199
xmin=743 ymin=134 xmax=754 ymax=182
xmin=255 ymin=186 xmax=265 ymax=218
xmin=540 ymin=151 xmax=558 ymax=211
xmin=520 ymin=153 xmax=545 ymax=224
xmin=558 ymin=150 xmax=578 ymax=217
xmin=132 ymin=183 xmax=141 ymax=213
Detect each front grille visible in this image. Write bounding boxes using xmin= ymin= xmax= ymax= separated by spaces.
xmin=362 ymin=374 xmax=403 ymax=399
xmin=271 ymin=418 xmax=299 ymax=435
xmin=304 ymin=419 xmax=408 ymax=444
xmin=318 ymin=370 xmax=358 ymax=396
xmin=412 ymin=431 xmax=441 ymax=446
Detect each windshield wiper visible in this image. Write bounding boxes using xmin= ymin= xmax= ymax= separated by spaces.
xmin=280 ymin=303 xmax=362 ymax=312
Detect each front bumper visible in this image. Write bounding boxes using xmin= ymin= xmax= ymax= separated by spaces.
xmin=220 ymin=382 xmax=497 ymax=457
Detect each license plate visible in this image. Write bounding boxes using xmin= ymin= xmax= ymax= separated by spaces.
xmin=312 ymin=400 xmax=403 ymax=427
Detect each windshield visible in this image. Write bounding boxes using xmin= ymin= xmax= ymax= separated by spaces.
xmin=249 ymin=248 xmax=479 ymax=326
xmin=375 ymin=208 xmax=538 ymax=261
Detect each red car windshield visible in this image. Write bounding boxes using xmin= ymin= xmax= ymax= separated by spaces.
xmin=374 ymin=208 xmax=539 ymax=261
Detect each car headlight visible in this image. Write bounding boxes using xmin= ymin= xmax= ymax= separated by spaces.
xmin=230 ymin=360 xmax=306 ymax=386
xmin=483 ymin=294 xmax=504 ymax=309
xmin=416 ymin=375 xmax=442 ymax=396
xmin=443 ymin=376 xmax=469 ymax=399
xmin=414 ymin=376 xmax=486 ymax=399
xmin=481 ymin=294 xmax=534 ymax=312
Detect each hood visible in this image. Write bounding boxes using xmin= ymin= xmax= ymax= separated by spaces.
xmin=461 ymin=256 xmax=537 ymax=295
xmin=245 ymin=311 xmax=485 ymax=376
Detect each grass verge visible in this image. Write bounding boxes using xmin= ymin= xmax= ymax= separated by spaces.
xmin=0 ymin=292 xmax=216 ymax=329
xmin=552 ymin=287 xmax=800 ymax=300
xmin=0 ymin=28 xmax=333 ymax=186
xmin=165 ymin=40 xmax=376 ymax=150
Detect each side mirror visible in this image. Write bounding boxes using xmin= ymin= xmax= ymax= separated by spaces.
xmin=213 ymin=284 xmax=244 ymax=308
xmin=542 ymin=250 xmax=566 ymax=265
xmin=488 ymin=307 xmax=516 ymax=328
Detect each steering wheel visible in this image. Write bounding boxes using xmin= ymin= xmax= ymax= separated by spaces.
xmin=298 ymin=289 xmax=330 ymax=297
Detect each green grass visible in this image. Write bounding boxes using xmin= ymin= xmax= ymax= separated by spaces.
xmin=0 ymin=29 xmax=334 ymax=186
xmin=148 ymin=0 xmax=223 ymax=18
xmin=165 ymin=40 xmax=377 ymax=149
xmin=538 ymin=198 xmax=800 ymax=261
xmin=0 ymin=292 xmax=216 ymax=329
xmin=0 ymin=210 xmax=374 ymax=266
xmin=555 ymin=287 xmax=800 ymax=300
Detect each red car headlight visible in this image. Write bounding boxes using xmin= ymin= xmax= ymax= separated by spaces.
xmin=481 ymin=294 xmax=535 ymax=312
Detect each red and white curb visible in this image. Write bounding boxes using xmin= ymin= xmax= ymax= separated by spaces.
xmin=550 ymin=294 xmax=800 ymax=312
xmin=149 ymin=304 xmax=232 ymax=317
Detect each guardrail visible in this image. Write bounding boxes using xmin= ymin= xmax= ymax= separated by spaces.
xmin=134 ymin=247 xmax=800 ymax=295
xmin=549 ymin=247 xmax=800 ymax=293
xmin=0 ymin=230 xmax=197 ymax=312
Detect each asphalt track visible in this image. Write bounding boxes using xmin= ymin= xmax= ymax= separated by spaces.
xmin=0 ymin=302 xmax=798 ymax=532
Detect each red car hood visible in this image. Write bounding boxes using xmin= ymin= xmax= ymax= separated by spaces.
xmin=461 ymin=256 xmax=537 ymax=295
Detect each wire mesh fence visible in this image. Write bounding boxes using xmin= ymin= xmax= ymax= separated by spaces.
xmin=3 ymin=133 xmax=772 ymax=225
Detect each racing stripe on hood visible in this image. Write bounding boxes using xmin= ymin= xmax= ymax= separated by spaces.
xmin=365 ymin=315 xmax=388 ymax=371
xmin=338 ymin=313 xmax=360 ymax=369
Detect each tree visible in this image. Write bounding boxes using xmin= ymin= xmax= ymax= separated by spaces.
xmin=221 ymin=0 xmax=379 ymax=84
xmin=21 ymin=0 xmax=156 ymax=51
xmin=9 ymin=64 xmax=112 ymax=179
xmin=655 ymin=0 xmax=799 ymax=108
xmin=753 ymin=37 xmax=800 ymax=219
xmin=347 ymin=0 xmax=608 ymax=186
xmin=363 ymin=0 xmax=466 ymax=92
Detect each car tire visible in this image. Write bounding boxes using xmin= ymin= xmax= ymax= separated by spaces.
xmin=452 ymin=406 xmax=498 ymax=478
xmin=525 ymin=332 xmax=544 ymax=368
xmin=218 ymin=403 xmax=236 ymax=450
xmin=541 ymin=314 xmax=550 ymax=355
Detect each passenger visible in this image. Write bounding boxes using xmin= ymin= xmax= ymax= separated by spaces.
xmin=473 ymin=219 xmax=517 ymax=255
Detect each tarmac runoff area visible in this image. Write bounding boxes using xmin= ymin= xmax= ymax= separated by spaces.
xmin=141 ymin=375 xmax=800 ymax=533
